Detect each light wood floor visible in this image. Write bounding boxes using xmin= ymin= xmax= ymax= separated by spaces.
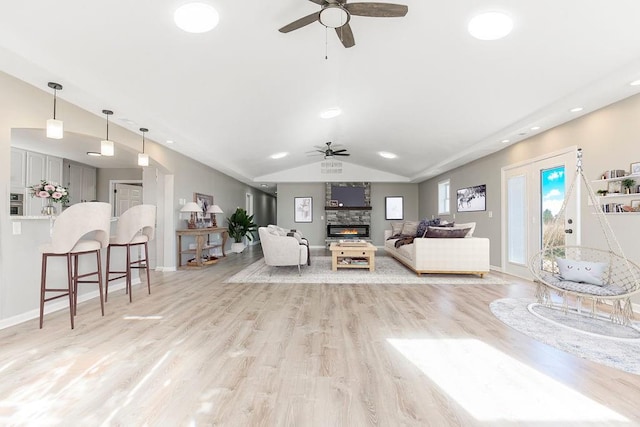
xmin=1 ymin=246 xmax=638 ymax=426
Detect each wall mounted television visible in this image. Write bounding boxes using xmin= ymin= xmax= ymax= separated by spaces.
xmin=331 ymin=185 xmax=366 ymax=207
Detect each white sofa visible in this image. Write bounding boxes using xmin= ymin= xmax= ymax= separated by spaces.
xmin=384 ymin=229 xmax=490 ymax=277
xmin=259 ymin=227 xmax=309 ymax=274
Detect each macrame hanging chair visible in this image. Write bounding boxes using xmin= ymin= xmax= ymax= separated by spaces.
xmin=528 ymin=148 xmax=640 ymax=325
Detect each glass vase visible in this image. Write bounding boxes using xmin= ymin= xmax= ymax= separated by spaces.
xmin=41 ymin=199 xmax=56 ymax=216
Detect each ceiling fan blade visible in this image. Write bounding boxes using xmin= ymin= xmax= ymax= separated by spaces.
xmin=308 ymin=0 xmax=325 ymax=4
xmin=333 ymin=152 xmax=351 ymax=156
xmin=335 ymin=23 xmax=355 ymax=48
xmin=332 ymin=149 xmax=348 ymax=154
xmin=345 ymin=3 xmax=408 ymax=17
xmin=279 ymin=12 xmax=321 ymax=33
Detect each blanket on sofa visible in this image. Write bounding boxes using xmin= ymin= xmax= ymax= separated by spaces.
xmin=394 ymin=236 xmax=415 ymax=248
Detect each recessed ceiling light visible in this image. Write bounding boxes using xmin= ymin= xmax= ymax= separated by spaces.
xmin=570 ymin=107 xmax=584 ymax=113
xmin=468 ymin=12 xmax=513 ymax=40
xmin=630 ymin=79 xmax=640 ymax=86
xmin=87 ymin=151 xmax=102 ymax=157
xmin=378 ymin=151 xmax=397 ymax=159
xmin=501 ymin=139 xmax=510 ymax=144
xmin=261 ymin=184 xmax=269 ymax=187
xmin=320 ymin=107 xmax=342 ymax=119
xmin=166 ymin=140 xmax=175 ymax=144
xmin=174 ymin=3 xmax=219 ymax=33
xmin=530 ymin=126 xmax=541 ymax=130
xmin=270 ymin=152 xmax=288 ymax=159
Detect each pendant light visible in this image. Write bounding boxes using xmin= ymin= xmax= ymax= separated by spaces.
xmin=46 ymin=82 xmax=63 ymax=139
xmin=138 ymin=127 xmax=149 ymax=167
xmin=100 ymin=109 xmax=115 ymax=156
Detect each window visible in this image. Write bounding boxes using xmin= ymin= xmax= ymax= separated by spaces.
xmin=438 ymin=179 xmax=450 ymax=215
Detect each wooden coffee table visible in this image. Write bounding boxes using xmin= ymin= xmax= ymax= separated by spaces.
xmin=329 ymin=241 xmax=377 ymax=271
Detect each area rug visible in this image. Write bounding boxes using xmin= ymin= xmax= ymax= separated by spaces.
xmin=225 ymin=256 xmax=509 ymax=285
xmin=490 ymin=298 xmax=640 ymax=375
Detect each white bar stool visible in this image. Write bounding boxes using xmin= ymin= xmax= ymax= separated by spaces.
xmin=39 ymin=202 xmax=111 ymax=329
xmin=106 ymin=204 xmax=156 ymax=302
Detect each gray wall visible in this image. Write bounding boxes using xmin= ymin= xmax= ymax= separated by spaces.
xmin=277 ymin=182 xmax=419 ymax=246
xmin=419 ymin=91 xmax=640 ymax=301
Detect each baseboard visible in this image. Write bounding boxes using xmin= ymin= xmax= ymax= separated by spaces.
xmin=0 ymin=277 xmax=140 ymax=330
xmin=490 ymin=265 xmax=503 ymax=273
xmin=155 ymin=266 xmax=176 ymax=272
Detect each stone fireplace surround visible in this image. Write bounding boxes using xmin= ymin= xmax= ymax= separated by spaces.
xmin=325 ymin=182 xmax=372 ymax=245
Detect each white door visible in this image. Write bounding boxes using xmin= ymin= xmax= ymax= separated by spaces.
xmin=502 ymin=150 xmax=578 ymax=279
xmin=114 ymin=183 xmax=143 ymax=216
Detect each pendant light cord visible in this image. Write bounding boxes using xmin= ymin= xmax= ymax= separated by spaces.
xmin=52 ymin=89 xmax=57 ymax=120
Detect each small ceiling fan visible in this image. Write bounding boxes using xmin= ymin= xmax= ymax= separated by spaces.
xmin=279 ymin=0 xmax=408 ymax=48
xmin=309 ymin=142 xmax=351 ymax=158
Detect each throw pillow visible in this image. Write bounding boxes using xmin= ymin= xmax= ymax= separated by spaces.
xmin=452 ymin=222 xmax=476 ymax=238
xmin=391 ymin=222 xmax=404 ymax=236
xmin=416 ymin=218 xmax=441 ymax=237
xmin=424 ymin=226 xmax=471 ymax=238
xmin=556 ymin=258 xmax=608 ymax=286
xmin=401 ymin=220 xmax=419 ymax=236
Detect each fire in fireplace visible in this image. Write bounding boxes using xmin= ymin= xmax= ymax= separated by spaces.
xmin=327 ymin=224 xmax=370 ymax=238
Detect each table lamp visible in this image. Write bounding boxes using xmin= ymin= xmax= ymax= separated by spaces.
xmin=180 ymin=202 xmax=202 ymax=229
xmin=206 ymin=204 xmax=224 ymax=227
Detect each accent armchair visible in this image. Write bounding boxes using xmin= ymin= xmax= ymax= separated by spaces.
xmin=259 ymin=227 xmax=309 ymax=274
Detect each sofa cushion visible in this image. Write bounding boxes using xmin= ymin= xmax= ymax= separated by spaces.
xmin=391 ymin=222 xmax=405 ymax=236
xmin=452 ymin=222 xmax=476 ymax=237
xmin=401 ymin=221 xmax=419 ymax=236
xmin=416 ymin=218 xmax=441 ymax=237
xmin=425 ymin=226 xmax=471 ymax=238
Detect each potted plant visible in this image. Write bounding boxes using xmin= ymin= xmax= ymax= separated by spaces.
xmin=621 ymin=178 xmax=636 ymax=194
xmin=596 ymin=189 xmax=608 ymax=197
xmin=226 ymin=207 xmax=258 ymax=253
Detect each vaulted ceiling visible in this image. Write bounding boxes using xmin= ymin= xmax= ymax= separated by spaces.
xmin=2 ymin=1 xmax=640 ymax=191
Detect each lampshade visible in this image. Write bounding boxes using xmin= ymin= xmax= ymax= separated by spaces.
xmin=138 ymin=127 xmax=149 ymax=167
xmin=101 ymin=109 xmax=115 ymax=156
xmin=46 ymin=119 xmax=64 ymax=139
xmin=180 ymin=202 xmax=203 ymax=213
xmin=101 ymin=139 xmax=115 ymax=156
xmin=46 ymin=82 xmax=63 ymax=139
xmin=206 ymin=204 xmax=224 ymax=214
xmin=137 ymin=153 xmax=149 ymax=167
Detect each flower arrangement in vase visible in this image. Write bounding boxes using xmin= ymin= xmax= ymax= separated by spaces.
xmin=30 ymin=180 xmax=70 ymax=215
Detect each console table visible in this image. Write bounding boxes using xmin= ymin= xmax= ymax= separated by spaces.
xmin=176 ymin=227 xmax=228 ymax=269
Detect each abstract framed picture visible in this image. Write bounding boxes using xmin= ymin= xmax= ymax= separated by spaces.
xmin=385 ymin=196 xmax=404 ymax=220
xmin=294 ymin=196 xmax=312 ymax=223
xmin=456 ymin=184 xmax=486 ymax=212
xmin=194 ymin=193 xmax=213 ymax=218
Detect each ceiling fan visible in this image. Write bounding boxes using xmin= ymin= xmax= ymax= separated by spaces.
xmin=310 ymin=142 xmax=351 ymax=158
xmin=279 ymin=0 xmax=408 ymax=48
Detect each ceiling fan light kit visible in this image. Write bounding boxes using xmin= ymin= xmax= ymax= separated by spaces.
xmin=279 ymin=0 xmax=408 ymax=48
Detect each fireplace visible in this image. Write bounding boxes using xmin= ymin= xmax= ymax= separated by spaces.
xmin=327 ymin=224 xmax=370 ymax=239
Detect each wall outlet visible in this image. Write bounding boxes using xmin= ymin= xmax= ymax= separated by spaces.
xmin=488 ymin=211 xmax=493 ymax=218
xmin=179 ymin=198 xmax=186 ymax=206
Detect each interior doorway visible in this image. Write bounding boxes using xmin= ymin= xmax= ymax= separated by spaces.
xmin=502 ymin=148 xmax=578 ymax=279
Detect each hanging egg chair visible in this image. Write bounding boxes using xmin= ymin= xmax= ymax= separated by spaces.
xmin=528 ymin=149 xmax=640 ymax=325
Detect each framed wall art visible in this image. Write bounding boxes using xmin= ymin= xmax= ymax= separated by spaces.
xmin=456 ymin=184 xmax=486 ymax=212
xmin=294 ymin=197 xmax=312 ymax=223
xmin=385 ymin=196 xmax=404 ymax=220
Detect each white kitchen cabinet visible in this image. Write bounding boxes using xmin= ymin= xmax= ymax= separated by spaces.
xmin=23 ymin=152 xmax=64 ymax=215
xmin=66 ymin=162 xmax=97 ymax=204
xmin=10 ymin=147 xmax=26 ymax=193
